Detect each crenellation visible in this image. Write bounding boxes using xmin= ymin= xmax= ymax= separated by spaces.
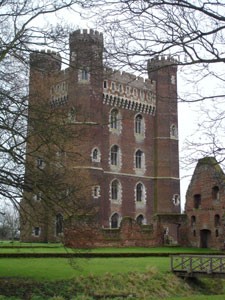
xmin=148 ymin=55 xmax=178 ymax=70
xmin=30 ymin=49 xmax=62 ymax=72
xmin=104 ymin=67 xmax=156 ymax=91
xmin=70 ymin=29 xmax=103 ymax=44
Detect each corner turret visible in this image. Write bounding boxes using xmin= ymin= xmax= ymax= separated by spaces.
xmin=30 ymin=50 xmax=62 ymax=73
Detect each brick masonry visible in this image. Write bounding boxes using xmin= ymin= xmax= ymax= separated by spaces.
xmin=20 ymin=29 xmax=182 ymax=246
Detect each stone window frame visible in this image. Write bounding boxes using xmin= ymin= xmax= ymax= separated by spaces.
xmin=134 ymin=149 xmax=146 ymax=175
xmin=109 ymin=108 xmax=122 ymax=134
xmin=172 ymin=194 xmax=180 ymax=206
xmin=170 ymin=124 xmax=178 ymax=139
xmin=110 ymin=145 xmax=121 ymax=170
xmin=33 ymin=191 xmax=43 ymax=201
xmin=78 ymin=69 xmax=90 ymax=82
xmin=91 ymin=147 xmax=101 ymax=163
xmin=110 ymin=179 xmax=122 ymax=203
xmin=92 ymin=185 xmax=101 ymax=199
xmin=135 ymin=182 xmax=146 ymax=204
xmin=32 ymin=227 xmax=41 ymax=237
xmin=134 ymin=114 xmax=145 ymax=138
xmin=36 ymin=157 xmax=45 ymax=169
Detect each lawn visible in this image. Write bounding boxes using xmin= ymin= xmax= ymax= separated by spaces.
xmin=0 ymin=243 xmax=225 ymax=299
xmin=0 ymin=256 xmax=170 ymax=280
xmin=0 ymin=242 xmax=221 ymax=254
xmin=163 ymin=296 xmax=225 ymax=300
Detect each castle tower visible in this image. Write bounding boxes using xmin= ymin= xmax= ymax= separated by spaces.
xmin=68 ymin=29 xmax=104 ymax=121
xmin=148 ymin=56 xmax=180 ymax=215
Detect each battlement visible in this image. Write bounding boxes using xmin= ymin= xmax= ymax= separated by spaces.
xmin=148 ymin=55 xmax=178 ymax=69
xmin=30 ymin=50 xmax=62 ymax=72
xmin=104 ymin=68 xmax=155 ymax=90
xmin=70 ymin=29 xmax=103 ymax=44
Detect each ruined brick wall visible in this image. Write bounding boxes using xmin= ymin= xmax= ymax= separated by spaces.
xmin=185 ymin=157 xmax=225 ymax=249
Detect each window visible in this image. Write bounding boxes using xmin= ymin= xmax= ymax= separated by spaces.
xmin=193 ymin=194 xmax=201 ymax=209
xmin=81 ymin=69 xmax=89 ymax=80
xmin=135 ymin=114 xmax=143 ymax=135
xmin=103 ymin=80 xmax=107 ymax=89
xmin=56 ymin=213 xmax=63 ymax=236
xmin=111 ymin=213 xmax=119 ymax=228
xmin=170 ymin=124 xmax=178 ymax=138
xmin=33 ymin=192 xmax=42 ymax=201
xmin=110 ymin=145 xmax=119 ymax=166
xmin=110 ymin=109 xmax=119 ymax=129
xmin=32 ymin=227 xmax=41 ymax=237
xmin=78 ymin=69 xmax=90 ymax=82
xmin=91 ymin=147 xmax=101 ymax=162
xmin=136 ymin=182 xmax=145 ymax=202
xmin=172 ymin=194 xmax=180 ymax=206
xmin=136 ymin=214 xmax=144 ymax=225
xmin=92 ymin=185 xmax=100 ymax=198
xmin=111 ymin=179 xmax=120 ymax=201
xmin=191 ymin=216 xmax=196 ymax=227
xmin=214 ymin=214 xmax=220 ymax=227
xmin=215 ymin=229 xmax=219 ymax=237
xmin=212 ymin=186 xmax=219 ymax=200
xmin=111 ymin=82 xmax=115 ymax=91
xmin=135 ymin=150 xmax=143 ymax=169
xmin=36 ymin=157 xmax=45 ymax=169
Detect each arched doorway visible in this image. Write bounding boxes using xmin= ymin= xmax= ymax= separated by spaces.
xmin=200 ymin=229 xmax=211 ymax=248
xmin=111 ymin=213 xmax=119 ymax=228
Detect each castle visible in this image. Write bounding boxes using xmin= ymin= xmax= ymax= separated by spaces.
xmin=20 ymin=29 xmax=183 ymax=247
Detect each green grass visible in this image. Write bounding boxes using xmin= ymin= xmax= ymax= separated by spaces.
xmin=0 ymin=243 xmax=221 ymax=254
xmin=163 ymin=296 xmax=225 ymax=300
xmin=0 ymin=244 xmax=224 ymax=299
xmin=0 ymin=257 xmax=170 ymax=280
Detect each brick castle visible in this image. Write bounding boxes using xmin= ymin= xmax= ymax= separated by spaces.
xmin=20 ymin=29 xmax=184 ymax=247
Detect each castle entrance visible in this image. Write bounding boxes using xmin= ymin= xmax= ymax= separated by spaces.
xmin=200 ymin=229 xmax=211 ymax=248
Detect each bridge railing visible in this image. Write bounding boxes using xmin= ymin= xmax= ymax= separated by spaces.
xmin=171 ymin=255 xmax=225 ymax=277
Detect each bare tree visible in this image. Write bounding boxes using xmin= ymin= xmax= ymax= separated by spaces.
xmin=0 ymin=202 xmax=19 ymax=241
xmin=81 ymin=1 xmax=225 ymax=165
xmin=0 ymin=1 xmax=97 ymax=222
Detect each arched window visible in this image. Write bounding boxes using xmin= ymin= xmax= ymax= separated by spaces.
xmin=135 ymin=114 xmax=143 ymax=134
xmin=110 ymin=145 xmax=119 ymax=166
xmin=212 ymin=186 xmax=219 ymax=200
xmin=170 ymin=124 xmax=178 ymax=138
xmin=111 ymin=179 xmax=121 ymax=201
xmin=110 ymin=109 xmax=119 ymax=129
xmin=136 ymin=214 xmax=144 ymax=225
xmin=136 ymin=182 xmax=145 ymax=202
xmin=135 ymin=150 xmax=143 ymax=168
xmin=91 ymin=147 xmax=101 ymax=162
xmin=111 ymin=213 xmax=119 ymax=228
xmin=56 ymin=213 xmax=63 ymax=236
xmin=214 ymin=214 xmax=220 ymax=227
xmin=191 ymin=215 xmax=196 ymax=227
